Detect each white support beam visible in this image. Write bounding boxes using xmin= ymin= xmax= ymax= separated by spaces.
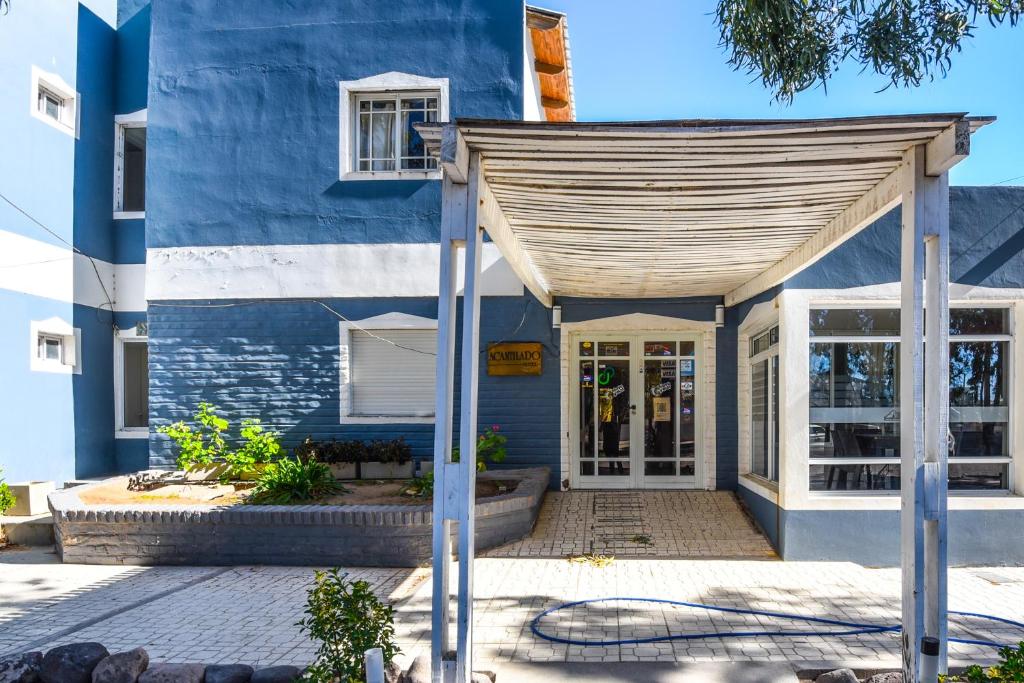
xmin=724 ymin=167 xmax=901 ymax=307
xmin=441 ymin=125 xmax=470 ymax=185
xmin=900 ymin=144 xmax=950 ymax=682
xmin=455 ymin=153 xmax=483 ymax=683
xmin=477 ymin=175 xmax=554 ymax=306
xmin=431 ymin=176 xmax=464 ymax=683
xmin=925 ymin=120 xmax=970 ymax=177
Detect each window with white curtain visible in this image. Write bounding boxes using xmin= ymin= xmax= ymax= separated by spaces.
xmin=349 ymin=329 xmax=437 ymax=417
xmin=750 ymin=325 xmax=779 ymax=482
xmin=355 ymin=92 xmax=439 ymax=172
xmin=808 ymin=307 xmax=1011 ymax=492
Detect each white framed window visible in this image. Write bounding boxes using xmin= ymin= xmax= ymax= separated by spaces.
xmin=339 ymin=313 xmax=437 ymax=423
xmin=30 ymin=66 xmax=78 ymax=136
xmin=30 ymin=317 xmax=80 ymax=374
xmin=750 ymin=325 xmax=780 ymax=482
xmin=114 ymin=328 xmax=149 ymax=437
xmin=808 ymin=306 xmax=1012 ymax=493
xmin=338 ymin=72 xmax=449 ymax=181
xmin=113 ymin=110 xmax=147 ymax=218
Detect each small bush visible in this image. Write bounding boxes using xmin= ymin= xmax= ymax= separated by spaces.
xmin=452 ymin=425 xmax=507 ymax=472
xmin=0 ymin=468 xmax=16 ymax=515
xmin=298 ymin=568 xmax=400 ymax=683
xmin=295 ymin=438 xmax=411 ymax=465
xmin=157 ymin=404 xmax=281 ymax=480
xmin=248 ymin=457 xmax=344 ymax=505
xmin=367 ymin=438 xmax=412 ymax=464
xmin=402 ymin=471 xmax=433 ymax=498
xmin=943 ymin=641 xmax=1024 ymax=681
xmin=224 ymin=418 xmax=281 ymax=479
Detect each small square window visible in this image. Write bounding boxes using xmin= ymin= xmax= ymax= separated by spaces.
xmin=31 ymin=67 xmax=77 ymax=135
xmin=355 ymin=92 xmax=439 ymax=173
xmin=37 ymin=334 xmax=63 ymax=362
xmin=38 ymin=87 xmax=64 ymax=122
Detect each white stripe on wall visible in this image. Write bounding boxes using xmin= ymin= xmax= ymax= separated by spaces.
xmin=146 ymin=243 xmax=525 ymax=300
xmin=0 ymin=228 xmax=145 ymax=311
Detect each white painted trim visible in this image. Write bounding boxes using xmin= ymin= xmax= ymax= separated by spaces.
xmin=738 ymin=473 xmax=779 ymax=505
xmin=30 ymin=66 xmax=78 ymax=137
xmin=522 ymin=25 xmax=544 ymax=121
xmin=338 ymin=312 xmax=438 ymax=424
xmin=338 ymin=72 xmax=449 ymax=181
xmin=559 ymin=313 xmax=716 ymax=491
xmin=114 ymin=328 xmax=148 ymax=438
xmin=29 ymin=317 xmax=81 ymax=374
xmin=113 ymin=110 xmax=147 ymax=215
xmin=146 ymin=243 xmax=524 ymax=300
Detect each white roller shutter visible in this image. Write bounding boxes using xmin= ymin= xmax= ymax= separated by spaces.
xmin=350 ymin=329 xmax=437 ymax=417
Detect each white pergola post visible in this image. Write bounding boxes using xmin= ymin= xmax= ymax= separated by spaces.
xmin=432 ymin=150 xmax=482 ymax=683
xmin=900 ymin=144 xmax=950 ymax=682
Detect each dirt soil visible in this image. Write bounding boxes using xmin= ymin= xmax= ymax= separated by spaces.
xmin=78 ymin=478 xmax=518 ymax=507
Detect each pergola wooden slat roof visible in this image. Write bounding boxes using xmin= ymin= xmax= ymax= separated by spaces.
xmin=418 ymin=114 xmax=991 ymax=306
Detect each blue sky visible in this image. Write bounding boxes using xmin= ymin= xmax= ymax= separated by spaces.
xmin=540 ymin=0 xmax=1023 ymax=186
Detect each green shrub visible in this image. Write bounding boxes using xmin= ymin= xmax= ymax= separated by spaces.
xmin=943 ymin=642 xmax=1024 ymax=681
xmin=295 ymin=437 xmax=411 ymax=465
xmin=157 ymin=404 xmax=281 ymax=479
xmin=298 ymin=568 xmax=400 ymax=683
xmin=248 ymin=457 xmax=344 ymax=505
xmin=367 ymin=438 xmax=412 ymax=464
xmin=402 ymin=471 xmax=433 ymax=498
xmin=0 ymin=468 xmax=16 ymax=515
xmin=452 ymin=424 xmax=507 ymax=472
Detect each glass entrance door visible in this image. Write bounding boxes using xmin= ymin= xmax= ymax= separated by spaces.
xmin=574 ymin=334 xmax=701 ymax=489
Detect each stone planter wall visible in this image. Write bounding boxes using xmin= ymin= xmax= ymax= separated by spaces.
xmin=49 ymin=468 xmax=548 ymax=567
xmin=361 ymin=460 xmax=414 ymax=479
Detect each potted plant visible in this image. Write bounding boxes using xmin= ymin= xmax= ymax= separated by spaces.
xmin=361 ymin=438 xmax=414 ymax=479
xmin=296 ymin=439 xmax=364 ymax=480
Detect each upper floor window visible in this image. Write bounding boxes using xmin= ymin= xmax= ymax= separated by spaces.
xmin=31 ymin=66 xmax=77 ymax=136
xmin=114 ymin=111 xmax=147 ymax=217
xmin=30 ymin=318 xmax=79 ymax=374
xmin=356 ymin=93 xmax=439 ymax=172
xmin=338 ymin=73 xmax=449 ymax=180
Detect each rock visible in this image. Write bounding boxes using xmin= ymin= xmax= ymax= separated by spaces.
xmin=204 ymin=664 xmax=254 ymax=683
xmin=385 ymin=660 xmax=402 ymax=683
xmin=41 ymin=643 xmax=109 ymax=683
xmin=137 ymin=664 xmax=205 ymax=683
xmin=0 ymin=651 xmax=43 ymax=683
xmin=865 ymin=674 xmax=903 ymax=683
xmin=91 ymin=648 xmax=149 ymax=683
xmin=250 ymin=666 xmax=301 ymax=683
xmin=815 ymin=670 xmax=859 ymax=683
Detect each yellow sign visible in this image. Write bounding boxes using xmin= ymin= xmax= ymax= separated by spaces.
xmin=487 ymin=342 xmax=543 ymax=376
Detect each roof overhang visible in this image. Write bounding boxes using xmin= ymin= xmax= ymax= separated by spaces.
xmin=526 ymin=6 xmax=575 ymax=122
xmin=418 ymin=114 xmax=993 ymax=307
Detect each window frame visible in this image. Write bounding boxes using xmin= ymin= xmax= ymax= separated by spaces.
xmin=113 ymin=110 xmax=148 ymax=219
xmin=29 ymin=318 xmax=80 ymax=374
xmin=807 ymin=304 xmax=1013 ymax=494
xmin=750 ymin=325 xmax=780 ymax=483
xmin=338 ymin=72 xmax=449 ymax=181
xmin=30 ymin=66 xmax=78 ymax=136
xmin=338 ymin=312 xmax=438 ymax=424
xmin=114 ymin=328 xmax=149 ymax=439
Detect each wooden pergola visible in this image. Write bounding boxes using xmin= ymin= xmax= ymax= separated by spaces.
xmin=417 ymin=114 xmax=993 ymax=683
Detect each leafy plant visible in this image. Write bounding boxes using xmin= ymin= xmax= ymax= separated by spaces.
xmin=0 ymin=468 xmax=16 ymax=515
xmin=224 ymin=418 xmax=281 ymax=479
xmin=157 ymin=402 xmax=228 ymax=470
xmin=367 ymin=438 xmax=412 ymax=464
xmin=943 ymin=641 xmax=1024 ymax=681
xmin=452 ymin=425 xmax=507 ymax=472
xmin=298 ymin=568 xmax=400 ymax=683
xmin=402 ymin=471 xmax=434 ymax=498
xmin=295 ymin=438 xmax=367 ymax=465
xmin=248 ymin=457 xmax=344 ymax=505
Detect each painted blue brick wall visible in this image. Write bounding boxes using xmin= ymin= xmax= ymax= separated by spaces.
xmin=145 ymin=0 xmax=525 ymax=250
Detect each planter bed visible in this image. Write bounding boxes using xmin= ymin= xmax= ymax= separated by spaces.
xmin=48 ymin=467 xmax=548 ymax=567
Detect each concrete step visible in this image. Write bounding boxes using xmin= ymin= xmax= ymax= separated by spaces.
xmin=495 ymin=661 xmax=798 ymax=682
xmin=1 ymin=512 xmax=55 ymax=546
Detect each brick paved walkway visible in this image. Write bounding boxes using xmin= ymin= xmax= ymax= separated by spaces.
xmin=3 ymin=547 xmax=1022 ymax=673
xmin=486 ymin=490 xmax=777 ymax=559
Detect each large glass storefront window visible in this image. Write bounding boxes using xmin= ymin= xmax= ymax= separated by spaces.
xmin=808 ymin=307 xmax=1011 ymax=492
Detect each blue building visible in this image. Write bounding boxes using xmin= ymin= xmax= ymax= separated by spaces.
xmin=2 ymin=0 xmax=1023 ymax=566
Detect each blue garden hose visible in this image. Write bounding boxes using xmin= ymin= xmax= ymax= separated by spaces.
xmin=530 ymin=597 xmax=1024 ymax=649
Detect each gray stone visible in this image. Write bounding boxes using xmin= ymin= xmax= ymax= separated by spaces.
xmin=41 ymin=643 xmax=109 ymax=683
xmin=815 ymin=670 xmax=859 ymax=683
xmin=250 ymin=666 xmax=300 ymax=683
xmin=91 ymin=648 xmax=149 ymax=683
xmin=0 ymin=651 xmax=42 ymax=683
xmin=137 ymin=664 xmax=205 ymax=683
xmin=865 ymin=674 xmax=903 ymax=683
xmin=204 ymin=664 xmax=254 ymax=683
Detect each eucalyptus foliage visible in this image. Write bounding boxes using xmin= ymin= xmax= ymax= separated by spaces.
xmin=716 ymin=0 xmax=1023 ymax=102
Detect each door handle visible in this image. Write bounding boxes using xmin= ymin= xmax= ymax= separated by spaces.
xmin=630 ymin=404 xmax=637 ymax=413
